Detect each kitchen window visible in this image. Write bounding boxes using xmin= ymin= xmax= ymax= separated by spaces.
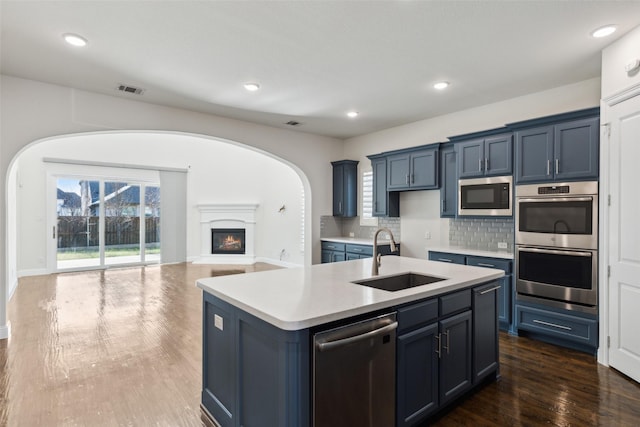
xmin=360 ymin=169 xmax=378 ymax=226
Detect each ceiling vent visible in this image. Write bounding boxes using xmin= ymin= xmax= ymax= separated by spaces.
xmin=285 ymin=120 xmax=302 ymax=126
xmin=116 ymin=84 xmax=145 ymax=95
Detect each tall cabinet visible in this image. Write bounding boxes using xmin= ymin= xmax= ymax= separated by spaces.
xmin=331 ymin=160 xmax=358 ymax=217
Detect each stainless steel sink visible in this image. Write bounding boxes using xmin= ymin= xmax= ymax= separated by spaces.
xmin=352 ymin=272 xmax=445 ymax=292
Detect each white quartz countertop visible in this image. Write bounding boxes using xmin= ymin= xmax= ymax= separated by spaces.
xmin=196 ymin=256 xmax=504 ymax=331
xmin=427 ymin=245 xmax=514 ymax=260
xmin=321 ymin=236 xmax=397 ymax=245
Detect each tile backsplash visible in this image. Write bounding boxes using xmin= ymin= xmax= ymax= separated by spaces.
xmin=320 ymin=216 xmax=401 ymax=241
xmin=449 ymin=217 xmax=514 ymax=251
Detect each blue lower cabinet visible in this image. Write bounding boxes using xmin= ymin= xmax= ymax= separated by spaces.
xmin=516 ymin=301 xmax=598 ymax=354
xmin=322 ymin=240 xmax=399 ymax=263
xmin=397 ymin=323 xmax=440 ymax=426
xmin=473 ymin=282 xmax=500 ymax=384
xmin=438 ymin=310 xmax=473 ymax=407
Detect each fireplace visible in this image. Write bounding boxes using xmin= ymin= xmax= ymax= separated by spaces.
xmin=195 ymin=203 xmax=258 ymax=264
xmin=211 ymin=228 xmax=246 ymax=255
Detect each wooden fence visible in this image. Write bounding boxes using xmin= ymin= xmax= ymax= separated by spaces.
xmin=57 ymin=216 xmax=160 ymax=248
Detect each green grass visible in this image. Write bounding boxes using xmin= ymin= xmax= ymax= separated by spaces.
xmin=57 ymin=246 xmax=160 ymax=260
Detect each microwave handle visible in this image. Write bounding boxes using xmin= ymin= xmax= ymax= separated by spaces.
xmin=517 ymin=197 xmax=594 ymax=204
xmin=518 ymin=246 xmax=593 ymax=258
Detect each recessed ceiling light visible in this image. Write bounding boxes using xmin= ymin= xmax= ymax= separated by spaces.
xmin=591 ymin=25 xmax=617 ymax=38
xmin=63 ymin=33 xmax=88 ymax=47
xmin=244 ymin=82 xmax=260 ymax=91
xmin=347 ymin=111 xmax=359 ymax=118
xmin=433 ymin=81 xmax=450 ymax=90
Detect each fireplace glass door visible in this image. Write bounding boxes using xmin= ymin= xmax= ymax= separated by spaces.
xmin=211 ymin=229 xmax=246 ymax=255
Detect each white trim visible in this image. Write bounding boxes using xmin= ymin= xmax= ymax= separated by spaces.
xmin=43 ymin=157 xmax=189 ymax=173
xmin=18 ymin=268 xmax=49 ymax=278
xmin=598 ymin=99 xmax=611 ymax=365
xmin=254 ymin=257 xmax=302 ymax=268
xmin=602 ymin=82 xmax=640 ymax=107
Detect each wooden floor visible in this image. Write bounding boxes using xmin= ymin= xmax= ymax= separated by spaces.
xmin=1 ymin=263 xmax=639 ymax=426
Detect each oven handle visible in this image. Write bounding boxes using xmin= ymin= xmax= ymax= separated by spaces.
xmin=517 ymin=246 xmax=593 ymax=257
xmin=516 ymin=196 xmax=594 ymax=204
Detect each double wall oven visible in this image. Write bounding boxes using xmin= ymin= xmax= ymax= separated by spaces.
xmin=515 ymin=181 xmax=598 ymax=314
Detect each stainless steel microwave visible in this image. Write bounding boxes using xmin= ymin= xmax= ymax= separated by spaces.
xmin=458 ymin=175 xmax=512 ymax=216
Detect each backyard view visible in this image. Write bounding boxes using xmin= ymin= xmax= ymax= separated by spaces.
xmin=56 ymin=178 xmax=160 ymax=269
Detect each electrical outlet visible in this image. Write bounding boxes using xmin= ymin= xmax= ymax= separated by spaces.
xmin=424 ymin=231 xmax=431 ymax=240
xmin=349 ymin=232 xmax=355 ymax=237
xmin=497 ymin=242 xmax=508 ymax=249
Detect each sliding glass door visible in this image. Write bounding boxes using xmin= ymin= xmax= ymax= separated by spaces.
xmin=55 ymin=177 xmax=160 ymax=270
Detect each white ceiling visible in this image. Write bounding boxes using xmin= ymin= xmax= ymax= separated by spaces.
xmin=2 ymin=1 xmax=640 ymax=139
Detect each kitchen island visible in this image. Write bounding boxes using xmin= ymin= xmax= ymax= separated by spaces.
xmin=197 ymin=256 xmax=504 ymax=427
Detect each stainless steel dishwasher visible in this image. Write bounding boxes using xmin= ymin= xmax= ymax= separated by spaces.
xmin=313 ymin=312 xmax=397 ymax=427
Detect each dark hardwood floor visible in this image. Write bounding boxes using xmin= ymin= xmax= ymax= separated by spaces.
xmin=1 ymin=262 xmax=638 ymax=426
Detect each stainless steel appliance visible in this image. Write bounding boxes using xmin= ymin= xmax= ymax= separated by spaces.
xmin=458 ymin=175 xmax=512 ymax=216
xmin=515 ymin=181 xmax=598 ymax=249
xmin=313 ymin=312 xmax=397 ymax=427
xmin=515 ymin=181 xmax=598 ymax=313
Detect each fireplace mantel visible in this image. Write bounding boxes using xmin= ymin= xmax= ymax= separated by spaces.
xmin=195 ymin=203 xmax=259 ymax=264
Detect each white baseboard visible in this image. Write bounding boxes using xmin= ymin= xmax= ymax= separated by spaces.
xmin=0 ymin=322 xmax=11 ymax=340
xmin=8 ymin=278 xmax=18 ymax=301
xmin=254 ymin=257 xmax=302 ymax=268
xmin=18 ymin=268 xmax=49 ymax=278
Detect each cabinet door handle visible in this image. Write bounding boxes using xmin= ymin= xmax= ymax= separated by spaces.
xmin=338 ymin=201 xmax=342 ymax=213
xmin=443 ymin=330 xmax=450 ymax=354
xmin=485 ymin=158 xmax=489 ymax=171
xmin=555 ymin=158 xmax=560 ymax=175
xmin=479 ymin=285 xmax=502 ymax=295
xmin=411 ymin=173 xmax=414 ymax=184
xmin=479 ymin=158 xmax=483 ymax=172
xmin=477 ymin=262 xmax=495 ymax=268
xmin=547 ymin=159 xmax=551 ymax=176
xmin=405 ymin=174 xmax=409 ymax=185
xmin=532 ymin=319 xmax=572 ymax=331
xmin=442 ymin=200 xmax=446 ymax=212
xmin=352 ymin=248 xmax=362 ymax=252
xmin=435 ymin=333 xmax=441 ymax=358
xmin=437 ymin=258 xmax=453 ymax=263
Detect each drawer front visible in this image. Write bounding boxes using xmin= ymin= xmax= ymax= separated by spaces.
xmin=466 ymin=256 xmax=512 ymax=274
xmin=516 ymin=305 xmax=598 ymax=347
xmin=321 ymin=241 xmax=346 ymax=252
xmin=346 ymin=244 xmax=373 ymax=257
xmin=397 ymin=299 xmax=439 ymax=333
xmin=428 ymin=251 xmax=466 ymax=265
xmin=440 ymin=289 xmax=471 ymax=317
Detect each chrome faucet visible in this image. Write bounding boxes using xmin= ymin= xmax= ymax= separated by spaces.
xmin=372 ymin=227 xmax=398 ymax=276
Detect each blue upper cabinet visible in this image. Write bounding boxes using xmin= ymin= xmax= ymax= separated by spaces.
xmin=457 ymin=133 xmax=513 ymax=179
xmin=331 ymin=160 xmax=358 ymax=217
xmin=387 ymin=146 xmax=439 ymax=190
xmin=512 ymin=110 xmax=599 ymax=184
xmin=440 ymin=145 xmax=457 ymax=218
xmin=369 ymin=155 xmax=400 ymax=217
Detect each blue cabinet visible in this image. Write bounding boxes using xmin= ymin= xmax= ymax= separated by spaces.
xmin=457 ymin=133 xmax=512 ymax=179
xmin=514 ymin=116 xmax=599 ymax=184
xmin=331 ymin=160 xmax=358 ymax=217
xmin=396 ymin=289 xmax=478 ymax=426
xmin=429 ymin=251 xmax=514 ymax=332
xmin=387 ymin=146 xmax=439 ymax=191
xmin=472 ymin=282 xmax=500 ymax=384
xmin=516 ymin=300 xmax=598 ymax=354
xmin=369 ymin=155 xmax=400 ymax=217
xmin=440 ymin=145 xmax=457 ymax=218
xmin=321 ymin=240 xmax=398 ymax=263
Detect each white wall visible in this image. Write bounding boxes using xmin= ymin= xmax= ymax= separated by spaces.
xmin=602 ymin=25 xmax=640 ymax=100
xmin=344 ymin=78 xmax=602 ymax=258
xmin=0 ymin=75 xmax=344 ymax=338
xmin=16 ymin=132 xmax=305 ymax=273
